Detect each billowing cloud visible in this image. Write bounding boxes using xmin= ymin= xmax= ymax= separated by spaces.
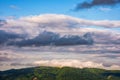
xmin=18 ymin=14 xmax=120 ymax=28
xmin=1 ymin=14 xmax=120 ymax=31
xmin=75 ymin=0 xmax=120 ymax=10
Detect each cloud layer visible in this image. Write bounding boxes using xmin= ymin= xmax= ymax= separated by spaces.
xmin=0 ymin=14 xmax=120 ymax=70
xmin=0 ymin=50 xmax=120 ymax=70
xmin=75 ymin=0 xmax=120 ymax=10
xmin=0 ymin=14 xmax=120 ymax=47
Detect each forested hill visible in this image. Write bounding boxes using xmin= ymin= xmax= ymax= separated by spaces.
xmin=0 ymin=66 xmax=120 ymax=80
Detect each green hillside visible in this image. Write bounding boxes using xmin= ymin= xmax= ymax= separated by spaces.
xmin=0 ymin=66 xmax=120 ymax=80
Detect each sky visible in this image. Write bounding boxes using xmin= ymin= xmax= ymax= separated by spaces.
xmin=0 ymin=0 xmax=120 ymax=20
xmin=0 ymin=0 xmax=120 ymax=71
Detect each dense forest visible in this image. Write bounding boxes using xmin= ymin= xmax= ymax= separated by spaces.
xmin=0 ymin=66 xmax=120 ymax=80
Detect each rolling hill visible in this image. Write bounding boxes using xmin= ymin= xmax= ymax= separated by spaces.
xmin=0 ymin=66 xmax=120 ymax=80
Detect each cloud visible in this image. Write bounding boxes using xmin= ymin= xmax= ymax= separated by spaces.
xmin=10 ymin=5 xmax=20 ymax=10
xmin=99 ymin=7 xmax=112 ymax=11
xmin=75 ymin=0 xmax=120 ymax=10
xmin=96 ymin=54 xmax=120 ymax=59
xmin=0 ymin=19 xmax=7 ymax=27
xmin=0 ymin=57 xmax=12 ymax=62
xmin=0 ymin=51 xmax=26 ymax=60
xmin=4 ymin=14 xmax=120 ymax=32
xmin=0 ymin=14 xmax=120 ymax=47
xmin=34 ymin=59 xmax=103 ymax=68
xmin=0 ymin=30 xmax=21 ymax=45
xmin=34 ymin=59 xmax=120 ymax=70
xmin=8 ymin=31 xmax=93 ymax=47
xmin=0 ymin=47 xmax=120 ymax=70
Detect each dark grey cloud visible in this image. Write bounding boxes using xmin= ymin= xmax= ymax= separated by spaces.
xmin=8 ymin=31 xmax=94 ymax=47
xmin=0 ymin=30 xmax=21 ymax=45
xmin=75 ymin=0 xmax=120 ymax=10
